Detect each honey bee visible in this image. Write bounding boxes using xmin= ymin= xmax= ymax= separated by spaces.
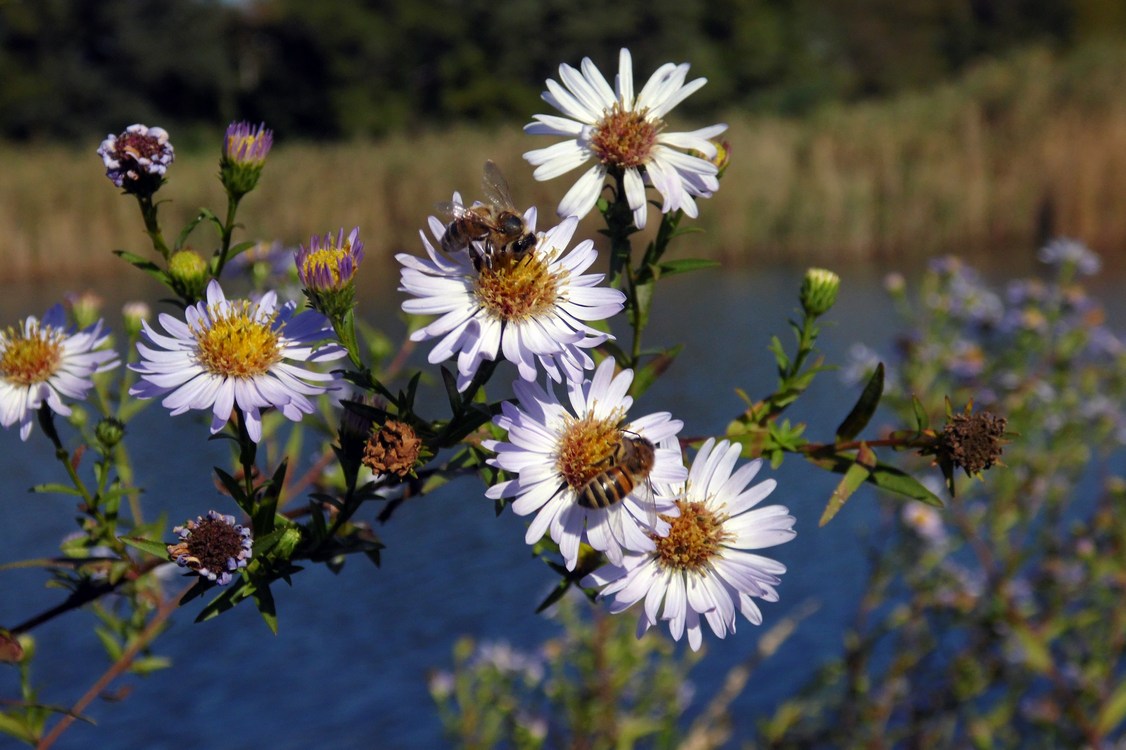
xmin=576 ymin=434 xmax=657 ymax=510
xmin=437 ymin=160 xmax=537 ymax=271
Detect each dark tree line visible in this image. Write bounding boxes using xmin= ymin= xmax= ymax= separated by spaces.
xmin=0 ymin=0 xmax=1113 ymax=143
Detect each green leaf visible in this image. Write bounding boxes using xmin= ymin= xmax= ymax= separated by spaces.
xmin=120 ymin=536 xmax=171 ymax=560
xmin=868 ymin=466 xmax=944 ymax=505
xmin=654 ymin=258 xmax=721 ymax=277
xmin=836 ymin=363 xmax=884 ymax=441
xmin=769 ymin=336 xmax=790 ymax=374
xmin=819 ymin=443 xmax=876 ymax=526
xmin=30 ymin=483 xmax=83 ymax=497
xmin=112 ymin=250 xmax=169 ymax=285
xmin=913 ymin=395 xmax=931 ymax=432
xmin=1008 ymin=622 xmax=1052 ymax=673
xmin=252 ymin=582 xmax=279 ymax=634
xmin=535 ymin=578 xmax=572 ymax=614
xmin=1097 ymin=677 xmax=1126 ymax=734
xmin=631 ymin=345 xmax=683 ymax=397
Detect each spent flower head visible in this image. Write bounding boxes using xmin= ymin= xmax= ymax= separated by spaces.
xmin=221 ymin=121 xmax=273 ymax=197
xmin=524 ymin=48 xmax=727 ymax=229
xmin=484 ymin=357 xmax=687 ymax=570
xmin=167 ymin=510 xmax=252 ymax=585
xmin=583 ymin=438 xmax=796 ymax=651
xmin=129 ymin=279 xmax=344 ymax=443
xmin=0 ymin=306 xmax=119 ymax=441
xmin=398 ymin=209 xmax=624 ymax=391
xmin=97 ymin=124 xmax=174 ymax=195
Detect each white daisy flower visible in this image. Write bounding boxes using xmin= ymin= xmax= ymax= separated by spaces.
xmin=129 ymin=279 xmax=344 ymax=443
xmin=524 ymin=48 xmax=727 ymax=229
xmin=0 ymin=306 xmax=119 ymax=441
xmin=397 ymin=210 xmax=625 ymax=392
xmin=583 ymin=438 xmax=796 ymax=651
xmin=484 ymin=357 xmax=687 ymax=571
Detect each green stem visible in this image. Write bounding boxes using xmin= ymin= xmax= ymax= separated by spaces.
xmin=136 ymin=194 xmax=171 ymax=260
xmin=214 ymin=192 xmax=242 ymax=277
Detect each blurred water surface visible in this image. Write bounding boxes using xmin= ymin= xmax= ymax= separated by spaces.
xmin=0 ymin=258 xmax=1120 ymax=748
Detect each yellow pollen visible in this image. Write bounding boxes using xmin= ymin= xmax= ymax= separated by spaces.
xmin=0 ymin=323 xmax=63 ymax=386
xmin=302 ymin=245 xmax=353 ymax=287
xmin=654 ymin=499 xmax=732 ymax=572
xmin=555 ymin=411 xmax=627 ymax=489
xmin=193 ymin=302 xmax=282 ymax=378
xmin=473 ymin=251 xmax=560 ymax=322
xmin=590 ymin=103 xmax=661 ymax=169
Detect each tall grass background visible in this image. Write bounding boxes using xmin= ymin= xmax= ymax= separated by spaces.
xmin=2 ymin=41 xmax=1124 ymax=280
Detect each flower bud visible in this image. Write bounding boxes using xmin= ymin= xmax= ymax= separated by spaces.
xmin=64 ymin=291 xmax=104 ymax=330
xmin=94 ymin=417 xmax=126 ymax=449
xmin=220 ymin=121 xmax=273 ymax=198
xmin=296 ymin=227 xmax=365 ymax=320
xmin=167 ymin=249 xmax=210 ymax=301
xmin=121 ymin=301 xmax=152 ymax=337
xmin=800 ymin=267 xmax=840 ymax=317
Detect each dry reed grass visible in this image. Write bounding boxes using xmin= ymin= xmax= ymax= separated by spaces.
xmin=2 ymin=43 xmax=1123 ymax=281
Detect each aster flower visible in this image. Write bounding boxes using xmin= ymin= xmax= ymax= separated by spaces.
xmin=397 ymin=210 xmax=624 ymax=391
xmin=97 ymin=123 xmax=174 ymax=195
xmin=524 ymin=48 xmax=727 ymax=229
xmin=484 ymin=358 xmax=687 ymax=571
xmin=583 ymin=438 xmax=796 ymax=651
xmin=0 ymin=306 xmax=119 ymax=441
xmin=296 ymin=227 xmax=365 ymax=320
xmin=167 ymin=510 xmax=253 ymax=585
xmin=129 ymin=279 xmax=344 ymax=443
xmin=220 ymin=121 xmax=274 ymax=197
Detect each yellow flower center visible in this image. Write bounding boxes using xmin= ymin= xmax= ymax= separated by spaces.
xmin=654 ymin=499 xmax=732 ymax=572
xmin=193 ymin=301 xmax=282 ymax=378
xmin=473 ymin=249 xmax=560 ymax=322
xmin=555 ymin=411 xmax=626 ymax=490
xmin=590 ymin=103 xmax=661 ymax=169
xmin=0 ymin=323 xmax=63 ymax=386
xmin=301 ymin=245 xmax=354 ymax=288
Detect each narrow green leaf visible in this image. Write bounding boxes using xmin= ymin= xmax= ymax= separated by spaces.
xmin=252 ymin=582 xmax=279 ymax=634
xmin=1008 ymin=622 xmax=1052 ymax=673
xmin=913 ymin=395 xmax=931 ymax=432
xmin=769 ymin=336 xmax=790 ymax=374
xmin=1096 ymin=677 xmax=1126 ymax=734
xmin=819 ymin=443 xmax=876 ymax=526
xmin=174 ymin=212 xmax=211 ymax=250
xmin=631 ymin=345 xmax=683 ymax=397
xmin=440 ymin=366 xmax=460 ymax=415
xmin=112 ymin=250 xmax=168 ymax=285
xmin=868 ymin=466 xmax=944 ymax=506
xmin=654 ymin=258 xmax=721 ymax=277
xmin=835 ymin=363 xmax=884 ymax=440
xmin=30 ymin=483 xmax=83 ymax=497
xmin=535 ymin=578 xmax=572 ymax=614
xmin=120 ymin=536 xmax=171 ymax=560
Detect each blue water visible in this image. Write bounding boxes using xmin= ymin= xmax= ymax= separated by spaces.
xmin=1 ymin=259 xmax=1107 ymax=748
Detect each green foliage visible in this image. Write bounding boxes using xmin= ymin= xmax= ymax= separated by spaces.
xmin=760 ymin=252 xmax=1126 ymax=747
xmin=0 ymin=0 xmax=1119 ymax=141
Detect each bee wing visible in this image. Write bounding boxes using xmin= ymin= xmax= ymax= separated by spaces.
xmin=435 ymin=200 xmax=477 ymax=222
xmin=481 ymin=160 xmax=519 ymax=212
